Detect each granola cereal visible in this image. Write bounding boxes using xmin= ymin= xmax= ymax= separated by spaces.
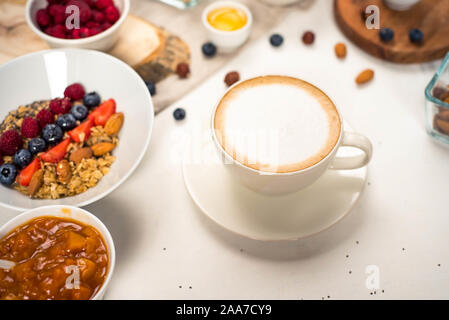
xmin=0 ymin=84 xmax=123 ymax=199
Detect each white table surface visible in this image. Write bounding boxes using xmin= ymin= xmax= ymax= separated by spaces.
xmin=2 ymin=0 xmax=449 ymax=299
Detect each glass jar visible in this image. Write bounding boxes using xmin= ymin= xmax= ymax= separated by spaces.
xmin=156 ymin=0 xmax=200 ymax=9
xmin=425 ymin=52 xmax=449 ymax=146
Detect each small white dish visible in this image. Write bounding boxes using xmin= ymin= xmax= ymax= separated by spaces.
xmin=0 ymin=49 xmax=154 ymax=211
xmin=384 ymin=0 xmax=420 ymax=11
xmin=183 ymin=124 xmax=367 ymax=241
xmin=202 ymin=0 xmax=253 ymax=52
xmin=25 ymin=0 xmax=130 ymax=51
xmin=0 ymin=205 xmax=115 ymax=300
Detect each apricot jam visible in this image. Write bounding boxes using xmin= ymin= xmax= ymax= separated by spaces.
xmin=207 ymin=7 xmax=247 ymax=31
xmin=0 ymin=217 xmax=109 ymax=300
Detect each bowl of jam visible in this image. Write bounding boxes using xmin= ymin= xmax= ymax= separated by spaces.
xmin=0 ymin=205 xmax=115 ymax=300
xmin=202 ymin=1 xmax=253 ymax=52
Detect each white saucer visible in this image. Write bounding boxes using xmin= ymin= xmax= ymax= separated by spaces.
xmin=182 ymin=122 xmax=368 ymax=241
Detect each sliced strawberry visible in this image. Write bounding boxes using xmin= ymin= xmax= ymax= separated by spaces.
xmin=40 ymin=138 xmax=70 ymax=163
xmin=17 ymin=158 xmax=41 ymax=187
xmin=68 ymin=118 xmax=94 ymax=143
xmin=88 ymin=99 xmax=116 ymax=126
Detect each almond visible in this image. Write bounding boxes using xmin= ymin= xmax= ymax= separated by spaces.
xmin=356 ymin=69 xmax=374 ymax=85
xmin=69 ymin=147 xmax=93 ymax=164
xmin=104 ymin=112 xmax=124 ymax=136
xmin=438 ymin=109 xmax=449 ymax=121
xmin=436 ymin=118 xmax=449 ymax=135
xmin=56 ymin=160 xmax=72 ymax=184
xmin=91 ymin=143 xmax=115 ymax=156
xmin=335 ymin=43 xmax=347 ymax=59
xmin=28 ymin=169 xmax=44 ymax=197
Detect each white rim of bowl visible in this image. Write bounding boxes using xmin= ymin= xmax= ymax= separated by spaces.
xmin=25 ymin=0 xmax=130 ymax=45
xmin=0 ymin=205 xmax=116 ymax=300
xmin=202 ymin=0 xmax=253 ymax=36
xmin=0 ymin=48 xmax=154 ymax=211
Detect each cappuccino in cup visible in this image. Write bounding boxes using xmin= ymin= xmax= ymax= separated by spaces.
xmin=214 ymin=76 xmax=341 ymax=173
xmin=211 ymin=75 xmax=372 ymax=195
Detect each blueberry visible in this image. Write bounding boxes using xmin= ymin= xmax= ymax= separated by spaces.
xmin=173 ymin=108 xmax=186 ymax=121
xmin=409 ymin=29 xmax=423 ymax=43
xmin=13 ymin=149 xmax=32 ymax=169
xmin=72 ymin=104 xmax=88 ymax=121
xmin=269 ymin=34 xmax=283 ymax=47
xmin=202 ymin=42 xmax=217 ymax=57
xmin=28 ymin=138 xmax=47 ymax=155
xmin=83 ymin=92 xmax=101 ymax=108
xmin=144 ymin=80 xmax=156 ymax=96
xmin=379 ymin=28 xmax=394 ymax=42
xmin=0 ymin=163 xmax=17 ymax=186
xmin=42 ymin=124 xmax=63 ymax=145
xmin=56 ymin=114 xmax=77 ymax=131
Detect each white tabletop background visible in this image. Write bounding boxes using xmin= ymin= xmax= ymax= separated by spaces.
xmin=1 ymin=0 xmax=448 ymax=299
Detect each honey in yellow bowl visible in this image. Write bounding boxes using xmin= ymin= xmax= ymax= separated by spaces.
xmin=207 ymin=7 xmax=248 ymax=32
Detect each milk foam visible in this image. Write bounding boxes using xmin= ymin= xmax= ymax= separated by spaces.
xmin=220 ymin=83 xmax=332 ymax=169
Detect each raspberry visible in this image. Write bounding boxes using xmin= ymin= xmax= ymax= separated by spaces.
xmin=100 ymin=22 xmax=112 ymax=31
xmin=0 ymin=130 xmax=23 ymax=156
xmin=66 ymin=0 xmax=92 ymax=23
xmin=79 ymin=27 xmax=90 ymax=38
xmin=64 ymin=83 xmax=85 ymax=100
xmin=96 ymin=0 xmax=113 ymax=9
xmin=90 ymin=27 xmax=101 ymax=36
xmin=48 ymin=4 xmax=66 ymax=25
xmin=21 ymin=117 xmax=40 ymax=139
xmin=50 ymin=97 xmax=71 ymax=114
xmin=105 ymin=5 xmax=120 ymax=23
xmin=92 ymin=10 xmax=105 ymax=23
xmin=37 ymin=109 xmax=55 ymax=128
xmin=36 ymin=9 xmax=51 ymax=28
xmin=86 ymin=21 xmax=99 ymax=28
xmin=45 ymin=25 xmax=66 ymax=39
xmin=60 ymin=97 xmax=72 ymax=113
xmin=71 ymin=28 xmax=81 ymax=39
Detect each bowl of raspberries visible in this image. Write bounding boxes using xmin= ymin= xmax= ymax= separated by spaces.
xmin=25 ymin=0 xmax=130 ymax=51
xmin=0 ymin=48 xmax=154 ymax=211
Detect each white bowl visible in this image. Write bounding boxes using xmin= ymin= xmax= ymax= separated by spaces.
xmin=0 ymin=205 xmax=115 ymax=300
xmin=25 ymin=0 xmax=130 ymax=51
xmin=0 ymin=49 xmax=154 ymax=211
xmin=384 ymin=0 xmax=420 ymax=10
xmin=202 ymin=1 xmax=253 ymax=52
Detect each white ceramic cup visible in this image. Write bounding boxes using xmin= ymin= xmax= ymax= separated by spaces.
xmin=211 ymin=76 xmax=373 ymax=195
xmin=25 ymin=0 xmax=130 ymax=51
xmin=384 ymin=0 xmax=420 ymax=11
xmin=202 ymin=1 xmax=253 ymax=52
xmin=0 ymin=205 xmax=115 ymax=300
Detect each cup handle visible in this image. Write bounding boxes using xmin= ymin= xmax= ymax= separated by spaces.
xmin=329 ymin=132 xmax=373 ymax=170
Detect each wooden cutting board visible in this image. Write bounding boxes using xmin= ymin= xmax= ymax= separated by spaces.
xmin=0 ymin=1 xmax=190 ymax=83
xmin=334 ymin=0 xmax=449 ymax=63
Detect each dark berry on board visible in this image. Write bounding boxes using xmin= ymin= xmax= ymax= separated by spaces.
xmin=56 ymin=114 xmax=77 ymax=131
xmin=83 ymin=92 xmax=101 ymax=108
xmin=379 ymin=28 xmax=394 ymax=42
xmin=269 ymin=34 xmax=283 ymax=47
xmin=224 ymin=71 xmax=240 ymax=87
xmin=28 ymin=138 xmax=47 ymax=155
xmin=176 ymin=62 xmax=190 ymax=79
xmin=42 ymin=124 xmax=63 ymax=145
xmin=14 ymin=149 xmax=32 ymax=169
xmin=202 ymin=42 xmax=217 ymax=57
xmin=72 ymin=104 xmax=89 ymax=121
xmin=0 ymin=163 xmax=18 ymax=186
xmin=145 ymin=80 xmax=156 ymax=96
xmin=409 ymin=29 xmax=423 ymax=43
xmin=302 ymin=31 xmax=315 ymax=45
xmin=173 ymin=108 xmax=186 ymax=121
